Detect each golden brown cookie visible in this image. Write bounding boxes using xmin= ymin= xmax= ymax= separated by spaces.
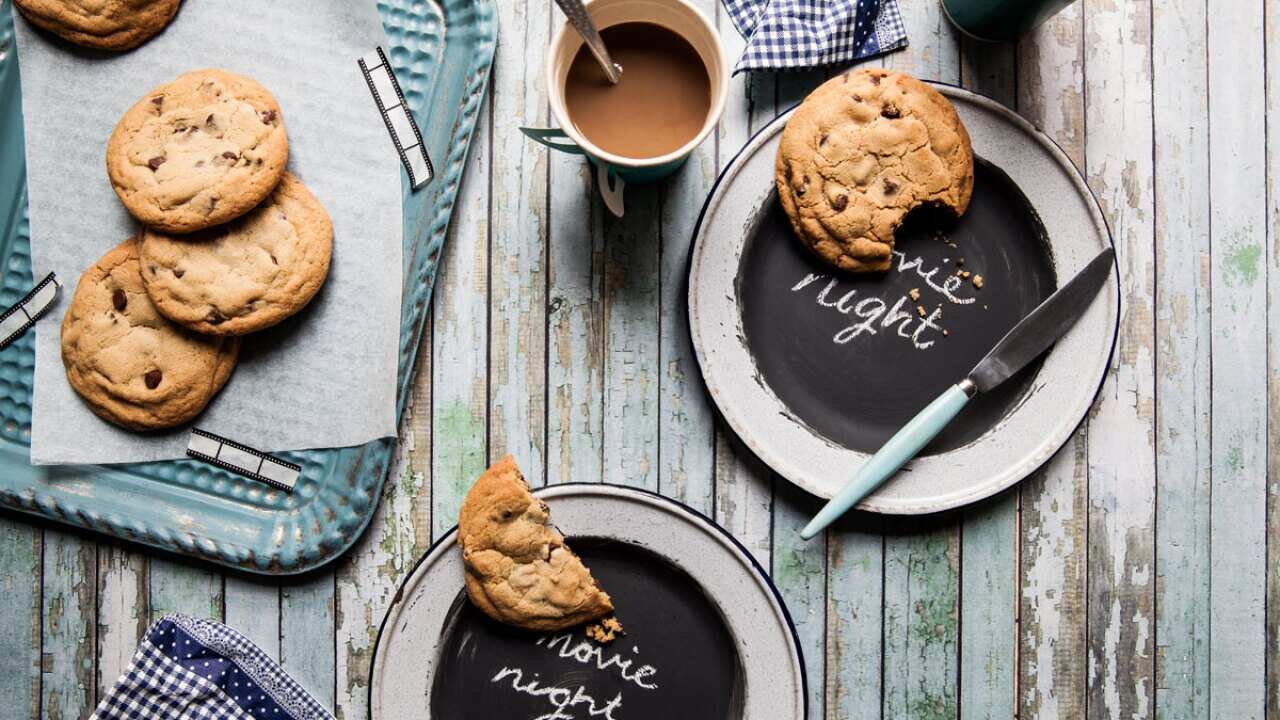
xmin=14 ymin=0 xmax=180 ymax=51
xmin=140 ymin=172 xmax=333 ymax=336
xmin=61 ymin=237 xmax=240 ymax=431
xmin=106 ymin=69 xmax=289 ymax=234
xmin=458 ymin=457 xmax=614 ymax=631
xmin=776 ymin=68 xmax=974 ymax=272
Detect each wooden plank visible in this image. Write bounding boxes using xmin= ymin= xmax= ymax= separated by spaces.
xmin=282 ymin=574 xmax=336 ymax=711
xmin=147 ymin=559 xmax=222 ymax=622
xmin=1206 ymin=0 xmax=1268 ymax=715
xmin=956 ymin=37 xmax=1017 ymax=720
xmin=223 ymin=579 xmax=280 ymax=660
xmin=883 ymin=514 xmax=960 ymax=720
xmin=877 ymin=9 xmax=962 ymax=720
xmin=773 ymin=479 xmax=828 ymax=716
xmin=1082 ymin=0 xmax=1157 ymax=716
xmin=430 ymin=97 xmax=490 ymax=540
xmin=0 ymin=516 xmax=41 ymax=719
xmin=487 ymin=0 xmax=548 ymax=487
xmin=40 ymin=529 xmax=95 ymax=720
xmin=655 ymin=0 xmax=717 ymax=515
xmin=96 ymin=544 xmax=148 ymax=698
xmin=1268 ymin=1 xmax=1280 ymax=715
xmin=602 ymin=184 xmax=661 ymax=491
xmin=1014 ymin=6 xmax=1088 ymax=718
xmin=1150 ymin=0 xmax=1211 ymax=716
xmin=546 ymin=146 xmax=605 ymax=487
xmin=826 ymin=512 xmax=884 ymax=719
xmin=334 ymin=349 xmax=434 ymax=719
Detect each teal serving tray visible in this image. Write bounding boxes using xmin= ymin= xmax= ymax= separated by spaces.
xmin=0 ymin=0 xmax=495 ymax=574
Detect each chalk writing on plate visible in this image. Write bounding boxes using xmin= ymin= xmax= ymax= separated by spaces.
xmin=790 ymin=250 xmax=975 ymax=351
xmin=488 ymin=633 xmax=659 ymax=719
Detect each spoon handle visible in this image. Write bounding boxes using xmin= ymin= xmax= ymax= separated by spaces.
xmin=554 ymin=0 xmax=622 ymax=84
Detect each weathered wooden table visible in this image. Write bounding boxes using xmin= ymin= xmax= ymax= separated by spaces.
xmin=2 ymin=0 xmax=1275 ymax=717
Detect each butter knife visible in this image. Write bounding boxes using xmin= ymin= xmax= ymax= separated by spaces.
xmin=800 ymin=247 xmax=1115 ymax=539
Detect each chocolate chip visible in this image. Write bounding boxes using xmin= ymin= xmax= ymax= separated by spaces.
xmin=797 ymin=182 xmax=807 ymax=197
xmin=261 ymin=109 xmax=277 ymax=124
xmin=173 ymin=126 xmax=186 ymax=134
xmin=147 ymin=156 xmax=166 ymax=170
xmin=222 ymin=151 xmax=238 ymax=160
xmin=870 ymin=74 xmax=882 ymax=85
xmin=144 ymin=369 xmax=162 ymax=389
xmin=819 ymin=134 xmax=828 ymax=146
xmin=832 ymin=194 xmax=848 ymax=211
xmin=173 ymin=268 xmax=185 ymax=278
xmin=205 ymin=113 xmax=215 ymax=127
xmin=851 ymin=94 xmax=862 ymax=102
xmin=881 ymin=105 xmax=901 ymax=119
xmin=112 ymin=289 xmax=127 ymax=312
xmin=268 ymin=253 xmax=278 ymax=265
xmin=884 ymin=179 xmax=898 ymax=195
xmin=206 ymin=308 xmax=226 ymax=325
xmin=150 ymin=95 xmax=164 ymax=106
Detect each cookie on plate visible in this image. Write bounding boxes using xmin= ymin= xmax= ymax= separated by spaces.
xmin=140 ymin=172 xmax=333 ymax=336
xmin=458 ymin=456 xmax=615 ymax=631
xmin=106 ymin=68 xmax=288 ymax=234
xmin=776 ymin=68 xmax=974 ymax=272
xmin=13 ymin=0 xmax=180 ymax=51
xmin=61 ymin=237 xmax=240 ymax=431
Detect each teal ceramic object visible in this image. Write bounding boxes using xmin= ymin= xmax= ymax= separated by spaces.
xmin=0 ymin=0 xmax=496 ymax=574
xmin=940 ymin=0 xmax=1076 ymax=42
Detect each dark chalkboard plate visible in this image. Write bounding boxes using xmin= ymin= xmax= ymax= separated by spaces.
xmin=688 ymin=85 xmax=1119 ymax=514
xmin=368 ymin=484 xmax=805 ymax=719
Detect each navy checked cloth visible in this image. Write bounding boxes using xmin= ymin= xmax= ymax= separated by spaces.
xmin=92 ymin=614 xmax=333 ymax=720
xmin=723 ymin=0 xmax=908 ymax=72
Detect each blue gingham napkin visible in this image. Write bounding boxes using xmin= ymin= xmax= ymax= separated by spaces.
xmin=92 ymin=614 xmax=333 ymax=720
xmin=723 ymin=0 xmax=908 ymax=73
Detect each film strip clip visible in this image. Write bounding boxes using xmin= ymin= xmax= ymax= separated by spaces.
xmin=0 ymin=272 xmax=59 ymax=352
xmin=187 ymin=428 xmax=302 ymax=493
xmin=358 ymin=46 xmax=434 ymax=190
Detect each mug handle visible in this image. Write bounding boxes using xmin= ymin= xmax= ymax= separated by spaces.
xmin=597 ymin=163 xmax=625 ymax=217
xmin=519 ymin=127 xmax=585 ymax=155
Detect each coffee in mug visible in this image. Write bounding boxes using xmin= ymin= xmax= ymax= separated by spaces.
xmin=563 ymin=22 xmax=711 ymax=160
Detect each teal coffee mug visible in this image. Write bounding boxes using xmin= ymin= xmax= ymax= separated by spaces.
xmin=941 ymin=0 xmax=1076 ymax=42
xmin=522 ymin=0 xmax=729 ymax=216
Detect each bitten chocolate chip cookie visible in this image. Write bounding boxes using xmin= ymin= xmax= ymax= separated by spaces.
xmin=106 ymin=69 xmax=288 ymax=234
xmin=776 ymin=69 xmax=974 ymax=272
xmin=140 ymin=172 xmax=333 ymax=336
xmin=459 ymin=457 xmax=615 ymax=631
xmin=61 ymin=237 xmax=240 ymax=431
xmin=13 ymin=0 xmax=180 ymax=51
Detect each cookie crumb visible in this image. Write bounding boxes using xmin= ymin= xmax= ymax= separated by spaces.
xmin=586 ymin=617 xmax=625 ymax=644
xmin=908 ymin=288 xmax=921 ymax=301
xmin=973 ymin=274 xmax=984 ymax=289
xmin=943 ymin=329 xmax=950 ymax=336
xmin=917 ymin=305 xmax=926 ymax=317
xmin=960 ymin=270 xmax=971 ymax=278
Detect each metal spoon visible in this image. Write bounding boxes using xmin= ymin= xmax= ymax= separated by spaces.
xmin=554 ymin=0 xmax=622 ymax=84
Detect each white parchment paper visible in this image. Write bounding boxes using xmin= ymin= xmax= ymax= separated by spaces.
xmin=15 ymin=1 xmax=403 ymax=465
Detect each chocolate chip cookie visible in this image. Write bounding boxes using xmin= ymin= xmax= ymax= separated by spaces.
xmin=61 ymin=237 xmax=240 ymax=431
xmin=13 ymin=0 xmax=180 ymax=51
xmin=776 ymin=69 xmax=974 ymax=272
xmin=106 ymin=69 xmax=289 ymax=234
xmin=140 ymin=172 xmax=333 ymax=336
xmin=458 ymin=457 xmax=615 ymax=631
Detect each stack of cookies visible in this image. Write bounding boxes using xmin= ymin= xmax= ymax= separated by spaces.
xmin=61 ymin=69 xmax=333 ymax=431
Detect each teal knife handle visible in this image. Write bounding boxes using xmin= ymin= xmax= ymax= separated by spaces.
xmin=800 ymin=383 xmax=973 ymax=539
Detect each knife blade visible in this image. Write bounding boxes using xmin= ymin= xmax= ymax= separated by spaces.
xmin=968 ymin=247 xmax=1115 ymax=393
xmin=799 ymin=246 xmax=1115 ymax=540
